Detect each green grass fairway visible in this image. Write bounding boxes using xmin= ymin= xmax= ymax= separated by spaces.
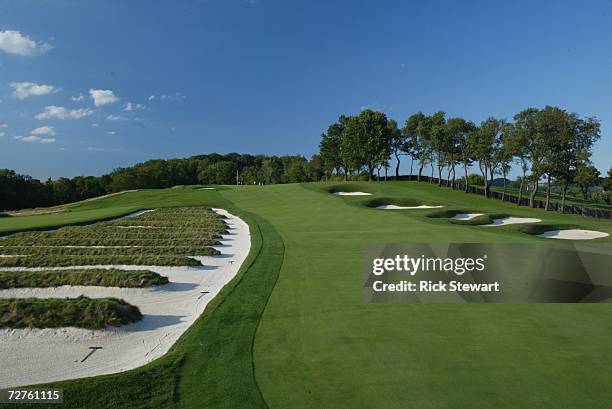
xmin=2 ymin=182 xmax=612 ymax=408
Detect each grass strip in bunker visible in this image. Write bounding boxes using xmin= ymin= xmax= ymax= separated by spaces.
xmin=0 ymin=269 xmax=168 ymax=289
xmin=0 ymin=296 xmax=142 ymax=329
xmin=0 ymin=254 xmax=202 ymax=268
xmin=0 ymin=245 xmax=220 ymax=257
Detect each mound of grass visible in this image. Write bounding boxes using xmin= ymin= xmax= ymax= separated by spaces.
xmin=0 ymin=296 xmax=142 ymax=329
xmin=0 ymin=245 xmax=220 ymax=257
xmin=426 ymin=209 xmax=476 ymax=218
xmin=327 ymin=184 xmax=374 ymax=194
xmin=0 ymin=255 xmax=202 ymax=268
xmin=364 ymin=197 xmax=423 ymax=208
xmin=518 ymin=223 xmax=583 ymax=236
xmin=1 ymin=236 xmax=221 ymax=247
xmin=0 ymin=269 xmax=168 ymax=289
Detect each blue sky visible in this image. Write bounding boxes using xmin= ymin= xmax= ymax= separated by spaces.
xmin=0 ymin=0 xmax=611 ymax=180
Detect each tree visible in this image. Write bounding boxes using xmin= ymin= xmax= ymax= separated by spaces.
xmin=469 ymin=117 xmax=504 ymax=198
xmin=603 ymin=167 xmax=612 ymax=193
xmin=496 ymin=123 xmax=515 ymax=201
xmin=445 ymin=118 xmax=472 ymax=189
xmin=320 ymin=115 xmax=351 ymax=180
xmin=574 ymin=163 xmax=600 ymax=199
xmin=198 ymin=161 xmax=237 ymax=185
xmin=403 ymin=112 xmax=430 ymax=181
xmin=340 ymin=109 xmax=391 ymax=181
xmin=387 ymin=119 xmax=408 ymax=178
xmin=306 ymin=154 xmax=325 ymax=181
xmin=456 ymin=121 xmax=477 ymax=192
xmin=428 ymin=112 xmax=447 ymax=186
xmin=551 ymin=112 xmax=600 ymax=211
xmin=514 ymin=108 xmax=542 ymax=207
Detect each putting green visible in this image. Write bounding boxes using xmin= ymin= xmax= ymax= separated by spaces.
xmin=2 ymin=181 xmax=612 ymax=409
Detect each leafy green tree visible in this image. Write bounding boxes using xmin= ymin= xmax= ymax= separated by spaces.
xmin=453 ymin=120 xmax=477 ymax=192
xmin=307 ymin=154 xmax=325 ymax=181
xmin=427 ymin=112 xmax=447 ymax=186
xmin=574 ymin=162 xmax=600 ymax=199
xmin=387 ymin=119 xmax=409 ymax=177
xmin=403 ymin=112 xmax=430 ymax=181
xmin=495 ymin=123 xmax=515 ymax=200
xmin=514 ymin=108 xmax=543 ymax=207
xmin=603 ymin=167 xmax=612 ymax=192
xmin=198 ymin=161 xmax=237 ymax=185
xmin=320 ymin=115 xmax=351 ymax=180
xmin=445 ymin=117 xmax=473 ymax=189
xmin=340 ymin=109 xmax=390 ymax=181
xmin=469 ymin=117 xmax=504 ymax=198
xmin=261 ymin=156 xmax=284 ymax=184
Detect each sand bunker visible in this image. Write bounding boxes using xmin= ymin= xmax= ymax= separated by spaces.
xmin=198 ymin=187 xmax=216 ymax=190
xmin=333 ymin=191 xmax=372 ymax=196
xmin=0 ymin=208 xmax=250 ymax=388
xmin=483 ymin=217 xmax=541 ymax=226
xmin=376 ymin=204 xmax=443 ymax=210
xmin=452 ymin=213 xmax=484 ymax=220
xmin=537 ymin=229 xmax=609 ymax=240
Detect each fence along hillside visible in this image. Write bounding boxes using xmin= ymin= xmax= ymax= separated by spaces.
xmin=387 ymin=175 xmax=612 ymax=220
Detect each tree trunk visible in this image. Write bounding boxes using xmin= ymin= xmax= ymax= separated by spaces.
xmin=418 ymin=162 xmax=424 ymax=182
xmin=560 ymin=181 xmax=569 ymax=212
xmin=385 ymin=166 xmax=388 ymax=181
xmin=463 ymin=162 xmax=469 ymax=193
xmin=517 ymin=169 xmax=526 ymax=206
xmin=430 ymin=163 xmax=435 ymax=183
xmin=368 ymin=164 xmax=373 ymax=181
xmin=451 ymin=166 xmax=456 ymax=190
xmin=501 ymin=170 xmax=507 ymax=201
xmin=438 ymin=166 xmax=443 ymax=186
xmin=394 ymin=152 xmax=400 ymax=178
xmin=410 ymin=157 xmax=414 ymax=176
xmin=544 ymin=174 xmax=551 ymax=211
xmin=480 ymin=163 xmax=488 ymax=198
xmin=529 ymin=180 xmax=539 ymax=208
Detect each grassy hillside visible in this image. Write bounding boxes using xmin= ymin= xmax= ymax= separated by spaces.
xmin=2 ymin=182 xmax=612 ymax=408
xmin=223 ymin=181 xmax=612 ymax=409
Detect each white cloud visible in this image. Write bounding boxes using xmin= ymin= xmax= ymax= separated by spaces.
xmin=0 ymin=123 xmax=8 ymax=128
xmin=14 ymin=135 xmax=56 ymax=144
xmin=31 ymin=125 xmax=56 ymax=136
xmin=148 ymin=93 xmax=185 ymax=102
xmin=10 ymin=82 xmax=58 ymax=99
xmin=35 ymin=105 xmax=93 ymax=120
xmin=88 ymin=147 xmax=105 ymax=152
xmin=0 ymin=132 xmax=5 ymax=137
xmin=71 ymin=93 xmax=85 ymax=102
xmin=123 ymin=102 xmax=145 ymax=111
xmin=106 ymin=114 xmax=128 ymax=121
xmin=89 ymin=89 xmax=119 ymax=107
xmin=0 ymin=30 xmax=52 ymax=56
xmin=107 ymin=131 xmax=116 ymax=135
xmin=91 ymin=123 xmax=100 ymax=127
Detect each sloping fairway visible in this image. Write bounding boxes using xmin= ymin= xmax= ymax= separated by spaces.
xmin=222 ymin=182 xmax=612 ymax=409
xmin=2 ymin=182 xmax=612 ymax=408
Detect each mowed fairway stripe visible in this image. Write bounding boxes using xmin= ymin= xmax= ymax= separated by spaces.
xmin=223 ymin=182 xmax=612 ymax=409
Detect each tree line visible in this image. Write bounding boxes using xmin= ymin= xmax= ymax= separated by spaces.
xmin=319 ymin=106 xmax=609 ymax=209
xmin=0 ymin=153 xmax=324 ymax=211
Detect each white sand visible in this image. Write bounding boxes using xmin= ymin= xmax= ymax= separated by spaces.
xmin=375 ymin=205 xmax=443 ymax=210
xmin=0 ymin=208 xmax=250 ymax=388
xmin=483 ymin=217 xmax=541 ymax=226
xmin=332 ymin=191 xmax=372 ymax=196
xmin=537 ymin=229 xmax=609 ymax=240
xmin=198 ymin=187 xmax=216 ymax=190
xmin=452 ymin=213 xmax=484 ymax=220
